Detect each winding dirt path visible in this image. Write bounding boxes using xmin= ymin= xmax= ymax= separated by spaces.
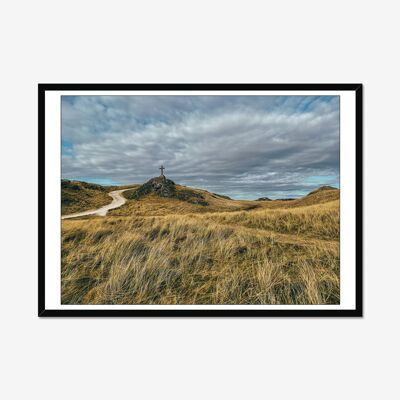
xmin=62 ymin=189 xmax=130 ymax=220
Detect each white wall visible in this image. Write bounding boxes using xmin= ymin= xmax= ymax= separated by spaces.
xmin=0 ymin=1 xmax=398 ymax=399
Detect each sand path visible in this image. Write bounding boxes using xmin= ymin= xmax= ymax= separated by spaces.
xmin=61 ymin=189 xmax=130 ymax=219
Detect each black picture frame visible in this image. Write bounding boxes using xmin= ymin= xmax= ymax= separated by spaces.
xmin=38 ymin=83 xmax=363 ymax=317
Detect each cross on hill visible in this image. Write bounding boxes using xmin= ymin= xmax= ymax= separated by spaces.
xmin=159 ymin=165 xmax=165 ymax=176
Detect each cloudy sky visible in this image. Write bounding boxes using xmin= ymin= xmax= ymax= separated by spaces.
xmin=61 ymin=95 xmax=339 ymax=200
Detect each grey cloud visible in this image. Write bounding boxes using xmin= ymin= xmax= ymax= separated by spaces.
xmin=61 ymin=95 xmax=339 ymax=199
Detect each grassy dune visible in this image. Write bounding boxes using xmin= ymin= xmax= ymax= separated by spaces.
xmin=61 ymin=188 xmax=339 ymax=305
xmin=61 ymin=180 xmax=111 ymax=215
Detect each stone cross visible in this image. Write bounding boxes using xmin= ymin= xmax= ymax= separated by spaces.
xmin=159 ymin=165 xmax=165 ymax=176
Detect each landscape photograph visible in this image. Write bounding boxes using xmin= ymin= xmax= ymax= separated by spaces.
xmin=61 ymin=94 xmax=340 ymax=305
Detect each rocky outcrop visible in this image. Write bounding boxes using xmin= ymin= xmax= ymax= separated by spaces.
xmin=131 ymin=176 xmax=176 ymax=199
xmin=131 ymin=176 xmax=209 ymax=206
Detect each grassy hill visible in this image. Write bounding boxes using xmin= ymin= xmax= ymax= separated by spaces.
xmin=61 ymin=180 xmax=111 ymax=215
xmin=110 ymin=184 xmax=261 ymax=217
xmin=260 ymin=186 xmax=339 ymax=208
xmin=61 ymin=180 xmax=340 ymax=305
xmin=61 ymin=179 xmax=140 ymax=215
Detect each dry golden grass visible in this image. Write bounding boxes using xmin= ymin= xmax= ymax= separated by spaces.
xmin=61 ymin=189 xmax=340 ymax=305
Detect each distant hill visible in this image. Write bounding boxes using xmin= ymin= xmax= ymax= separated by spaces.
xmin=61 ymin=179 xmax=111 ymax=215
xmin=306 ymin=185 xmax=338 ymax=196
xmin=250 ymin=186 xmax=339 ymax=209
xmin=62 ymin=178 xmax=340 ymax=217
xmin=255 ymin=186 xmax=338 ymax=203
xmin=281 ymin=186 xmax=339 ymax=208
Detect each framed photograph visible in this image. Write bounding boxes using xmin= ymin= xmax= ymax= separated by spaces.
xmin=38 ymin=83 xmax=362 ymax=317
